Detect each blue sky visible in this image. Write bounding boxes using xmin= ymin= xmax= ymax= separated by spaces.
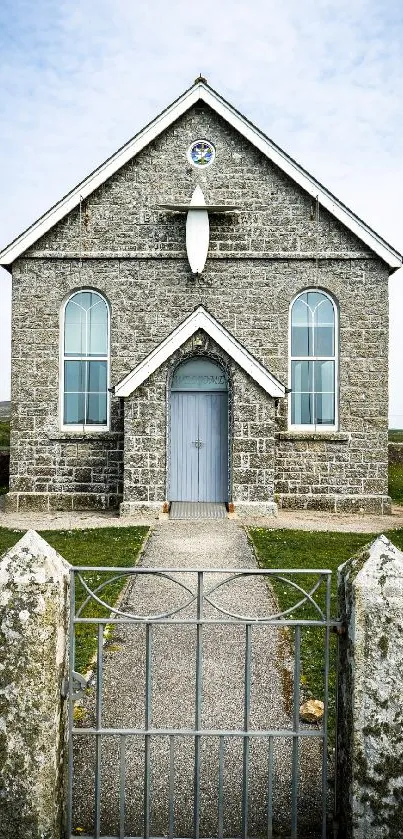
xmin=0 ymin=0 xmax=402 ymax=422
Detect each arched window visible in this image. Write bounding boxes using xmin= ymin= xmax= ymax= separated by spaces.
xmin=62 ymin=290 xmax=109 ymax=427
xmin=290 ymin=290 xmax=337 ymax=428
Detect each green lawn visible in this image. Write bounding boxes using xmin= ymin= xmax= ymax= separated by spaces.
xmin=248 ymin=527 xmax=403 ymax=740
xmin=389 ymin=462 xmax=403 ymax=504
xmin=0 ymin=526 xmax=149 ymax=672
xmin=389 ymin=429 xmax=403 ymax=443
xmin=0 ymin=420 xmax=10 ymax=448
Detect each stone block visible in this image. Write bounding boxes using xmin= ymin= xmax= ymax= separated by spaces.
xmin=48 ymin=493 xmax=74 ymax=512
xmin=235 ymin=501 xmax=277 ymax=518
xmin=0 ymin=531 xmax=70 ymax=839
xmin=337 ymin=535 xmax=403 ymax=837
xmin=3 ymin=492 xmax=18 ymax=512
xmin=119 ymin=500 xmax=161 ymax=518
xmin=335 ymin=495 xmax=385 ymax=515
xmin=124 ymin=484 xmax=149 ymax=502
xmin=71 ymin=493 xmax=108 ymax=511
xmin=18 ymin=493 xmax=50 ymax=512
xmin=10 ymin=476 xmax=34 ymax=493
xmin=304 ymin=495 xmax=336 ymax=512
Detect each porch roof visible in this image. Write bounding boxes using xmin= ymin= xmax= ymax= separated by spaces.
xmin=113 ymin=306 xmax=286 ymax=399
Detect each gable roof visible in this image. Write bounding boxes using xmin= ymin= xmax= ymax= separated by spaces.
xmin=113 ymin=305 xmax=286 ymax=399
xmin=0 ymin=80 xmax=401 ymax=271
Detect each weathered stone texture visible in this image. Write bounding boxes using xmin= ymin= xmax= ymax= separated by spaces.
xmin=0 ymin=531 xmax=70 ymax=839
xmin=337 ymin=535 xmax=403 ymax=838
xmin=7 ymin=104 xmax=390 ymax=512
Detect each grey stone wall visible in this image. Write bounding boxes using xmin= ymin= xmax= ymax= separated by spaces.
xmin=6 ymin=103 xmax=390 ymax=512
xmin=0 ymin=530 xmax=70 ymax=839
xmin=337 ymin=535 xmax=403 ymax=838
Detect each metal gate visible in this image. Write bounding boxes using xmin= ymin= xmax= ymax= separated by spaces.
xmin=66 ymin=566 xmax=338 ymax=839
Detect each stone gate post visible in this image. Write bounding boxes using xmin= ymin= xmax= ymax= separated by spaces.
xmin=0 ymin=530 xmax=70 ymax=839
xmin=337 ymin=534 xmax=403 ymax=838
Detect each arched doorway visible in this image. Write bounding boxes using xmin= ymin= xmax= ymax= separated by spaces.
xmin=169 ymin=356 xmax=229 ymax=502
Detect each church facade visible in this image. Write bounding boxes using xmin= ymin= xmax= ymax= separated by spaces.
xmin=1 ymin=79 xmax=401 ymax=516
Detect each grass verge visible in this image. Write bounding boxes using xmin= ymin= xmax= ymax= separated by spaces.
xmin=389 ymin=463 xmax=403 ymax=505
xmin=0 ymin=525 xmax=149 ymax=672
xmin=389 ymin=429 xmax=403 ymax=443
xmin=248 ymin=527 xmax=403 ymax=741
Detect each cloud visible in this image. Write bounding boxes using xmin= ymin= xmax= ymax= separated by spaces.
xmin=0 ymin=0 xmax=402 ymax=418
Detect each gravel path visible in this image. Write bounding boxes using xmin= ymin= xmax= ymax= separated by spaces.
xmin=72 ymin=521 xmax=324 ymax=838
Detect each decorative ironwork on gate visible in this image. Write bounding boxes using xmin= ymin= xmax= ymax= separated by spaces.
xmin=67 ymin=566 xmax=337 ymax=839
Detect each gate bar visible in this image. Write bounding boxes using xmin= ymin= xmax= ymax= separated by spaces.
xmin=169 ymin=735 xmax=175 ymax=839
xmin=72 ymin=726 xmax=326 ymax=738
xmin=267 ymin=736 xmax=274 ymax=839
xmin=321 ymin=574 xmax=332 ymax=839
xmin=119 ymin=735 xmax=126 ymax=839
xmin=70 ymin=566 xmax=333 ymax=573
xmin=291 ymin=625 xmax=301 ymax=839
xmin=67 ymin=569 xmax=76 ymax=839
xmin=74 ymin=618 xmax=332 ymax=627
xmin=241 ymin=623 xmax=252 ymax=839
xmin=95 ymin=623 xmax=105 ymax=839
xmin=218 ymin=736 xmax=225 ymax=839
xmin=193 ymin=571 xmax=204 ymax=839
xmin=144 ymin=623 xmax=153 ymax=839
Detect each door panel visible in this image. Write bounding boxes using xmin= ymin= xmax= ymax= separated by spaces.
xmin=198 ymin=392 xmax=228 ymax=502
xmin=169 ymin=391 xmax=228 ymax=502
xmin=170 ymin=392 xmax=199 ymax=501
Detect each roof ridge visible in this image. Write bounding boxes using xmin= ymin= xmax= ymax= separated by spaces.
xmin=0 ymin=80 xmax=401 ymax=271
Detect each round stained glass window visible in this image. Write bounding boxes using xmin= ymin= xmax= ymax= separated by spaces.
xmin=187 ymin=139 xmax=215 ymax=168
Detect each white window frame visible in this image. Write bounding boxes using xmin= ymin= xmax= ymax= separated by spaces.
xmin=60 ymin=289 xmax=110 ymax=432
xmin=288 ymin=289 xmax=339 ymax=432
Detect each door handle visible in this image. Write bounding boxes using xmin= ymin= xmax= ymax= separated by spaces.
xmin=192 ymin=439 xmax=204 ymax=449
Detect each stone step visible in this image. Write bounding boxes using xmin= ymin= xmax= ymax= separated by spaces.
xmin=169 ymin=501 xmax=227 ymax=519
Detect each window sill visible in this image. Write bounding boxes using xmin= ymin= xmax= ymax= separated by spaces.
xmin=48 ymin=431 xmax=121 ymax=442
xmin=277 ymin=431 xmax=350 ymax=443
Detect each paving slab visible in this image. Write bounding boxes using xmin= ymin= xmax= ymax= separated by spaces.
xmin=1 ymin=502 xmax=402 ymax=532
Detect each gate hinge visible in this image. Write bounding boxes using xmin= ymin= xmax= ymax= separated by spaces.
xmin=61 ymin=671 xmax=88 ymax=700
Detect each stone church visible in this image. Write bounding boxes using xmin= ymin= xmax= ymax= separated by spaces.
xmin=1 ymin=78 xmax=401 ymax=516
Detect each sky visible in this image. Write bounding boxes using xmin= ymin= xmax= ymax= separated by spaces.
xmin=0 ymin=0 xmax=402 ymax=424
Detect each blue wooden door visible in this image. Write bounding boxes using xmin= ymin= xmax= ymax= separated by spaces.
xmin=170 ymin=391 xmax=228 ymax=502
